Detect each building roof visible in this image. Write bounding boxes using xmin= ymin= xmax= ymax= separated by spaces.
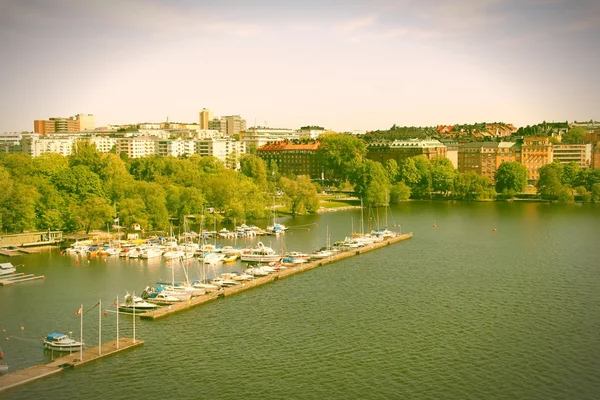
xmin=258 ymin=142 xmax=320 ymax=152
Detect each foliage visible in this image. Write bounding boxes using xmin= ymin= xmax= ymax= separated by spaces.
xmin=429 ymin=157 xmax=456 ymax=194
xmin=562 ymin=126 xmax=587 ymax=144
xmin=317 ymin=133 xmax=367 ymax=185
xmin=348 ymin=159 xmax=390 ymax=206
xmin=453 ymin=171 xmax=496 ymax=200
xmin=494 ymin=162 xmax=527 ymax=196
xmin=389 ymin=181 xmax=411 ymax=203
xmin=239 ymin=154 xmax=268 ymax=189
xmin=279 ymin=175 xmax=319 ymax=216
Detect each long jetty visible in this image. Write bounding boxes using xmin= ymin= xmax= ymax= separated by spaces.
xmin=0 ymin=338 xmax=143 ymax=393
xmin=141 ymin=232 xmax=413 ymax=320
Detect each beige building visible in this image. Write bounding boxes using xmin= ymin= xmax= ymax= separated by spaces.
xmin=521 ymin=137 xmax=553 ymax=181
xmin=199 ymin=109 xmax=214 ymax=130
xmin=195 ymin=137 xmax=245 ymax=168
xmin=156 ymin=138 xmax=196 ymax=157
xmin=34 ymin=114 xmax=95 ymax=134
xmin=115 ymin=137 xmax=157 ymax=159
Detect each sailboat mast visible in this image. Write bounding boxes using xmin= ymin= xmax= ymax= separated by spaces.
xmin=360 ymin=198 xmax=364 ymax=235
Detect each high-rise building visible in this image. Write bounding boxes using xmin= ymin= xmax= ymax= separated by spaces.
xmin=222 ymin=115 xmax=246 ymax=137
xmin=552 ymin=143 xmax=592 ymax=168
xmin=199 ymin=108 xmax=213 ymax=130
xmin=33 ymin=114 xmax=95 ymax=134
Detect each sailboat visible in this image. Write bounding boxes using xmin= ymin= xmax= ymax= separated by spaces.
xmin=266 ymin=196 xmax=288 ymax=235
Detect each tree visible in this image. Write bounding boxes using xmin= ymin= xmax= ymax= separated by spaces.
xmin=279 ymin=175 xmax=319 ymax=216
xmin=389 ymin=181 xmax=411 ymax=203
xmin=494 ymin=161 xmax=527 ymax=196
xmin=537 ymin=163 xmax=564 ymax=199
xmin=397 ymin=157 xmax=420 ymax=187
xmin=454 ymin=171 xmax=495 ymax=200
xmin=349 ymin=159 xmax=390 ymax=206
xmin=239 ymin=154 xmax=268 ymax=189
xmin=562 ymin=126 xmax=587 ymax=144
xmin=384 ymin=159 xmax=399 ymax=183
xmin=70 ymin=141 xmax=106 ymax=175
xmin=317 ymin=133 xmax=367 ymax=185
xmin=52 ymin=165 xmax=104 ymax=201
xmin=73 ymin=197 xmax=114 ymax=234
xmin=430 ymin=157 xmax=456 ymax=195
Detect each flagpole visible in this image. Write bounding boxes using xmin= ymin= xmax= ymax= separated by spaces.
xmin=80 ymin=303 xmax=83 ymax=361
xmin=98 ymin=299 xmax=102 ymax=355
xmin=132 ymin=291 xmax=136 ymax=343
xmin=116 ymin=295 xmax=119 ymax=349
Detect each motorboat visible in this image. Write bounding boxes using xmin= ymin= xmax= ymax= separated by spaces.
xmin=191 ymin=280 xmax=220 ymax=292
xmin=239 ymin=242 xmax=281 ymax=263
xmin=139 ymin=246 xmax=163 ymax=259
xmin=144 ymin=291 xmax=183 ymax=305
xmin=266 ymin=222 xmax=288 ymax=235
xmin=118 ymin=294 xmax=159 ymax=313
xmin=43 ymin=333 xmax=84 ymax=352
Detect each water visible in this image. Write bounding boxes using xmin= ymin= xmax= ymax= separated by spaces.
xmin=1 ymin=201 xmax=599 ymax=399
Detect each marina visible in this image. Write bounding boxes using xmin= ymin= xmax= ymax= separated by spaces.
xmin=140 ymin=233 xmax=413 ymax=320
xmin=1 ymin=203 xmax=598 ymax=399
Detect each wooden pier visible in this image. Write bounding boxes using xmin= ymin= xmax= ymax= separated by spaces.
xmin=141 ymin=232 xmax=413 ymax=320
xmin=0 ymin=338 xmax=143 ymax=393
xmin=0 ymin=250 xmax=20 ymax=257
xmin=0 ymin=273 xmax=45 ymax=286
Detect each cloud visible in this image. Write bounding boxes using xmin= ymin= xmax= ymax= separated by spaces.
xmin=334 ymin=14 xmax=378 ymax=37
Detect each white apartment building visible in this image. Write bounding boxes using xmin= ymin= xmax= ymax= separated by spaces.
xmin=156 ymin=138 xmax=196 ymax=157
xmin=552 ymin=143 xmax=592 ymax=168
xmin=0 ymin=132 xmax=23 ymax=153
xmin=89 ymin=136 xmax=117 ymax=153
xmin=115 ymin=137 xmax=157 ymax=159
xmin=20 ymin=134 xmax=76 ymax=157
xmin=196 ymin=137 xmax=245 ymax=167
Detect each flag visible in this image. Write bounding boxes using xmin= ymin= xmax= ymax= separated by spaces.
xmin=84 ymin=301 xmax=101 ymax=315
xmin=0 ymin=350 xmax=4 ymax=360
xmin=73 ymin=305 xmax=82 ymax=316
xmin=114 ymin=216 xmax=119 ymax=224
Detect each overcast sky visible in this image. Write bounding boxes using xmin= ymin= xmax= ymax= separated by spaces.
xmin=1 ymin=0 xmax=598 ymax=132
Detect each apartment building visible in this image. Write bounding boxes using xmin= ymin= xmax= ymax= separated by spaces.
xmin=115 ymin=137 xmax=157 ymax=159
xmin=0 ymin=133 xmax=24 ymax=153
xmin=458 ymin=142 xmax=521 ymax=181
xmin=552 ymin=143 xmax=592 ymax=168
xmin=257 ymin=141 xmax=323 ymax=180
xmin=33 ymin=114 xmax=95 ymax=134
xmin=521 ymin=137 xmax=553 ymax=181
xmin=195 ymin=137 xmax=245 ymax=168
xmin=366 ymin=139 xmax=447 ymax=165
xmin=156 ymin=138 xmax=196 ymax=157
xmin=20 ymin=134 xmax=76 ymax=157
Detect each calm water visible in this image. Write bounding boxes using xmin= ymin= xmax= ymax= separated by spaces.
xmin=1 ymin=202 xmax=599 ymax=399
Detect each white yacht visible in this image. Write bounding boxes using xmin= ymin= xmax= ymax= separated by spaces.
xmin=240 ymin=242 xmax=281 ymax=263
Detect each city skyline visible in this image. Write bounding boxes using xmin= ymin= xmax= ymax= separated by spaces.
xmin=1 ymin=0 xmax=599 ymax=133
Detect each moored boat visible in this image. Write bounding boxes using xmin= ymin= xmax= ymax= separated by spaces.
xmin=43 ymin=333 xmax=84 ymax=352
xmin=240 ymin=242 xmax=281 ymax=263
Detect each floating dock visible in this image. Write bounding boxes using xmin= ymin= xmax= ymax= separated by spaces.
xmin=0 ymin=250 xmax=20 ymax=257
xmin=0 ymin=338 xmax=143 ymax=393
xmin=141 ymin=232 xmax=413 ymax=320
xmin=0 ymin=273 xmax=45 ymax=286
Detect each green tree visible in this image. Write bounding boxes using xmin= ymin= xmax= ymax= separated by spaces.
xmin=562 ymin=126 xmax=587 ymax=144
xmin=384 ymin=159 xmax=399 ymax=183
xmin=430 ymin=157 xmax=456 ymax=195
xmin=591 ymin=183 xmax=600 ymax=202
xmin=52 ymin=165 xmax=104 ymax=201
xmin=561 ymin=162 xmax=580 ymax=187
xmin=73 ymin=197 xmax=114 ymax=234
xmin=349 ymin=159 xmax=390 ymax=206
xmin=279 ymin=175 xmax=319 ymax=216
xmin=70 ymin=141 xmax=106 ymax=175
xmin=239 ymin=154 xmax=268 ymax=189
xmin=537 ymin=163 xmax=564 ymax=199
xmin=494 ymin=161 xmax=527 ymax=196
xmin=397 ymin=157 xmax=420 ymax=187
xmin=317 ymin=133 xmax=367 ymax=185
xmin=389 ymin=181 xmax=411 ymax=203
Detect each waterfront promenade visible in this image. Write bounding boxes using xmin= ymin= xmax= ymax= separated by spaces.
xmin=141 ymin=232 xmax=413 ymax=320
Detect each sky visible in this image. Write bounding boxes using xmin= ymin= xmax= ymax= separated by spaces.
xmin=1 ymin=0 xmax=599 ymax=132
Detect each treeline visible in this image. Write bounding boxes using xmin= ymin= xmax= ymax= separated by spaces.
xmin=0 ymin=142 xmax=319 ymax=234
xmin=318 ymin=134 xmax=600 ymax=206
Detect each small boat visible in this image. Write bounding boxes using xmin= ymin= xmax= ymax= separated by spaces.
xmin=223 ymin=254 xmax=239 ymax=263
xmin=239 ymin=242 xmax=281 ymax=263
xmin=43 ymin=333 xmax=84 ymax=352
xmin=118 ymin=294 xmax=159 ymax=313
xmin=0 ymin=263 xmax=16 ymax=276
